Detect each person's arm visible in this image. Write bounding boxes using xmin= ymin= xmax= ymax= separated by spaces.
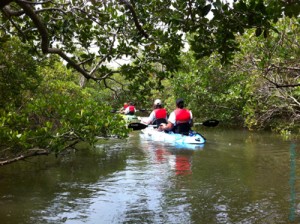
xmin=159 ymin=122 xmax=173 ymax=131
xmin=158 ymin=112 xmax=175 ymax=131
xmin=124 ymin=107 xmax=129 ymax=114
xmin=145 ymin=111 xmax=155 ymax=125
xmin=189 ymin=110 xmax=193 ymax=127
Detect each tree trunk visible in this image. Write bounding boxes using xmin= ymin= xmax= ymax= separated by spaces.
xmin=79 ymin=75 xmax=87 ymax=88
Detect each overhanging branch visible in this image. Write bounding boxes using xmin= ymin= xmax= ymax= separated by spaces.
xmin=15 ymin=1 xmax=98 ymax=81
xmin=0 ymin=148 xmax=50 ymax=166
xmin=119 ymin=0 xmax=149 ymax=38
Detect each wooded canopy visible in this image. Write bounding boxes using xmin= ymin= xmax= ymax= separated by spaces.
xmin=1 ymin=0 xmax=299 ymax=86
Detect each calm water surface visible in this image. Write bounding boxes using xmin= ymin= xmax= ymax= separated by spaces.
xmin=0 ymin=128 xmax=300 ymax=224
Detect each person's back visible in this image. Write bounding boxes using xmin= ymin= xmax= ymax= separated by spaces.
xmin=172 ymin=107 xmax=191 ymax=135
xmin=153 ymin=108 xmax=167 ymax=126
xmin=159 ymin=98 xmax=193 ymax=135
xmin=146 ymin=99 xmax=167 ymax=126
xmin=124 ymin=102 xmax=136 ymax=115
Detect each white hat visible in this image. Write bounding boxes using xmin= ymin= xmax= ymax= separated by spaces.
xmin=154 ymin=99 xmax=162 ymax=105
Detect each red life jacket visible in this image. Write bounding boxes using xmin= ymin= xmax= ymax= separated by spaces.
xmin=174 ymin=108 xmax=191 ymax=124
xmin=154 ymin=108 xmax=167 ymax=119
xmin=173 ymin=108 xmax=191 ymax=135
xmin=124 ymin=105 xmax=128 ymax=109
xmin=128 ymin=105 xmax=135 ymax=112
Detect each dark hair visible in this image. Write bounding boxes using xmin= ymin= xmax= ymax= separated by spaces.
xmin=176 ymin=98 xmax=184 ymax=109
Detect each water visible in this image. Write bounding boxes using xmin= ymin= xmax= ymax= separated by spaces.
xmin=0 ymin=128 xmax=300 ymax=223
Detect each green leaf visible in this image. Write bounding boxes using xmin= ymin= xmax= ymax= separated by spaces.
xmin=236 ymin=0 xmax=247 ymax=11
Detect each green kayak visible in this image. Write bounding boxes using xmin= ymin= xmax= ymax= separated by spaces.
xmin=122 ymin=115 xmax=148 ymax=130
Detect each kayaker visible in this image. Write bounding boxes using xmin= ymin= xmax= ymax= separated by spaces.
xmin=158 ymin=98 xmax=193 ymax=135
xmin=120 ymin=102 xmax=128 ymax=113
xmin=124 ymin=102 xmax=136 ymax=115
xmin=145 ymin=99 xmax=168 ymax=126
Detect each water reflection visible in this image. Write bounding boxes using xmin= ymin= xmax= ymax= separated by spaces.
xmin=0 ymin=129 xmax=300 ymax=223
xmin=175 ymin=155 xmax=192 ymax=175
xmin=139 ymin=138 xmax=203 ymax=176
xmin=153 ymin=147 xmax=193 ymax=175
xmin=289 ymin=143 xmax=297 ymax=221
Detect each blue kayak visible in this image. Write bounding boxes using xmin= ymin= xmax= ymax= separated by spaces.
xmin=140 ymin=127 xmax=206 ymax=148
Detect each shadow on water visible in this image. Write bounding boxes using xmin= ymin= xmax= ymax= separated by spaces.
xmin=0 ymin=128 xmax=300 ymax=223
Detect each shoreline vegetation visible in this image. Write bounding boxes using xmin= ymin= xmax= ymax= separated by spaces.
xmin=1 ymin=1 xmax=299 ymax=165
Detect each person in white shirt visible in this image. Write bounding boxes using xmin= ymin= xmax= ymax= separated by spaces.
xmin=145 ymin=99 xmax=168 ymax=126
xmin=159 ymin=98 xmax=193 ymax=135
xmin=124 ymin=102 xmax=136 ymax=115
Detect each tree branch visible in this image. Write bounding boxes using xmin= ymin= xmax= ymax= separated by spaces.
xmin=119 ymin=0 xmax=149 ymax=38
xmin=89 ymin=29 xmax=119 ymax=77
xmin=15 ymin=1 xmax=99 ymax=81
xmin=270 ymin=64 xmax=300 ymax=71
xmin=0 ymin=148 xmax=50 ymax=166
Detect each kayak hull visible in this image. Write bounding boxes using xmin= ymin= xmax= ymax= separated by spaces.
xmin=122 ymin=115 xmax=148 ymax=130
xmin=140 ymin=127 xmax=206 ymax=148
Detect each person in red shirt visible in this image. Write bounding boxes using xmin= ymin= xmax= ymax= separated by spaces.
xmin=159 ymin=98 xmax=193 ymax=135
xmin=124 ymin=102 xmax=136 ymax=115
xmin=145 ymin=99 xmax=168 ymax=126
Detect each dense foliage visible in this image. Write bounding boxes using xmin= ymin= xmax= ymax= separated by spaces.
xmin=0 ymin=1 xmax=299 ymax=165
xmin=0 ymin=39 xmax=128 ymax=165
xmin=0 ymin=37 xmax=41 ymax=108
xmin=238 ymin=18 xmax=300 ymax=134
xmin=168 ymin=17 xmax=300 ymax=134
xmin=1 ymin=0 xmax=299 ymax=89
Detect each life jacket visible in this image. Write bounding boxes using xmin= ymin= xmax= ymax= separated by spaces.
xmin=153 ymin=108 xmax=167 ymax=126
xmin=127 ymin=105 xmax=135 ymax=115
xmin=172 ymin=108 xmax=191 ymax=135
xmin=123 ymin=105 xmax=128 ymax=109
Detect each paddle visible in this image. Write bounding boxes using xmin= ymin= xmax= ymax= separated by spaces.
xmin=111 ymin=109 xmax=219 ymax=129
xmin=147 ymin=119 xmax=219 ymax=128
xmin=138 ymin=109 xmax=152 ymax=112
xmin=128 ymin=122 xmax=148 ymax=130
xmin=111 ymin=109 xmax=150 ymax=114
xmin=108 ymin=109 xmax=148 ymax=130
xmin=110 ymin=109 xmax=120 ymax=113
xmin=194 ymin=119 xmax=219 ymax=127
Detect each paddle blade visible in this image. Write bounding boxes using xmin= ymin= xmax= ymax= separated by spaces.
xmin=202 ymin=119 xmax=219 ymax=127
xmin=128 ymin=122 xmax=148 ymax=130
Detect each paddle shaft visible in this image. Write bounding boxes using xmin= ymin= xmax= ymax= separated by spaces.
xmin=148 ymin=119 xmax=219 ymax=128
xmin=194 ymin=119 xmax=219 ymax=127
